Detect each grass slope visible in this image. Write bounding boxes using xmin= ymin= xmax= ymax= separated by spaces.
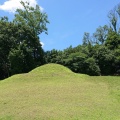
xmin=0 ymin=64 xmax=120 ymax=120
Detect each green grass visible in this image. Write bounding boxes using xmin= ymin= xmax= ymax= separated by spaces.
xmin=0 ymin=63 xmax=120 ymax=120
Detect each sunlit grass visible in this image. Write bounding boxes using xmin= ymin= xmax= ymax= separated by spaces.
xmin=0 ymin=64 xmax=120 ymax=120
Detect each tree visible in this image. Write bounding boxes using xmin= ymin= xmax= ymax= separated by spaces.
xmin=13 ymin=1 xmax=49 ymax=59
xmin=105 ymin=31 xmax=120 ymax=50
xmin=0 ymin=17 xmax=18 ymax=79
xmin=14 ymin=1 xmax=49 ymax=36
xmin=93 ymin=25 xmax=109 ymax=44
xmin=108 ymin=3 xmax=120 ymax=33
xmin=84 ymin=57 xmax=100 ymax=76
xmin=9 ymin=1 xmax=49 ymax=75
xmin=9 ymin=41 xmax=35 ymax=74
xmin=45 ymin=49 xmax=63 ymax=64
xmin=82 ymin=32 xmax=92 ymax=46
xmin=0 ymin=1 xmax=49 ymax=79
xmin=95 ymin=46 xmax=115 ymax=75
xmin=114 ymin=45 xmax=120 ymax=74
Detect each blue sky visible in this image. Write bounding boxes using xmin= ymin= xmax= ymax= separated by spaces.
xmin=0 ymin=0 xmax=120 ymax=51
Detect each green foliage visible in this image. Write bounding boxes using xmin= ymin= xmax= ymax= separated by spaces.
xmin=95 ymin=46 xmax=115 ymax=75
xmin=63 ymin=52 xmax=100 ymax=76
xmin=105 ymin=31 xmax=120 ymax=50
xmin=84 ymin=57 xmax=100 ymax=76
xmin=64 ymin=52 xmax=87 ymax=73
xmin=93 ymin=25 xmax=109 ymax=44
xmin=82 ymin=32 xmax=92 ymax=46
xmin=45 ymin=49 xmax=63 ymax=64
xmin=0 ymin=1 xmax=49 ymax=79
xmin=45 ymin=46 xmax=100 ymax=76
xmin=108 ymin=4 xmax=120 ymax=32
xmin=14 ymin=1 xmax=49 ymax=35
xmin=9 ymin=42 xmax=35 ymax=74
xmin=0 ymin=17 xmax=18 ymax=79
xmin=13 ymin=1 xmax=48 ymax=63
xmin=114 ymin=45 xmax=120 ymax=74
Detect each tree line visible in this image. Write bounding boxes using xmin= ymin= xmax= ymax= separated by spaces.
xmin=0 ymin=2 xmax=120 ymax=79
xmin=44 ymin=3 xmax=120 ymax=76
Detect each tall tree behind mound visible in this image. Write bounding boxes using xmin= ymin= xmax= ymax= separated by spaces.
xmin=0 ymin=1 xmax=49 ymax=79
xmin=9 ymin=1 xmax=49 ymax=75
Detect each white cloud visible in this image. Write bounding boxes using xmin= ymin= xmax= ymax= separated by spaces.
xmin=0 ymin=0 xmax=43 ymax=13
xmin=40 ymin=41 xmax=44 ymax=47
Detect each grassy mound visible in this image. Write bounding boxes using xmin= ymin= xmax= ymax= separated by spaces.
xmin=4 ymin=63 xmax=88 ymax=82
xmin=30 ymin=63 xmax=73 ymax=74
xmin=0 ymin=64 xmax=120 ymax=120
xmin=29 ymin=63 xmax=75 ymax=78
xmin=30 ymin=63 xmax=88 ymax=78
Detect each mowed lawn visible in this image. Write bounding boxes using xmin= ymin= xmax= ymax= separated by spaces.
xmin=0 ymin=64 xmax=120 ymax=120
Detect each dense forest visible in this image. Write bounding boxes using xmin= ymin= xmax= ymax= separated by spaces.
xmin=0 ymin=2 xmax=120 ymax=80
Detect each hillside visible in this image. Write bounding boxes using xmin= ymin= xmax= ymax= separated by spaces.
xmin=0 ymin=64 xmax=120 ymax=120
xmin=3 ymin=63 xmax=88 ymax=82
